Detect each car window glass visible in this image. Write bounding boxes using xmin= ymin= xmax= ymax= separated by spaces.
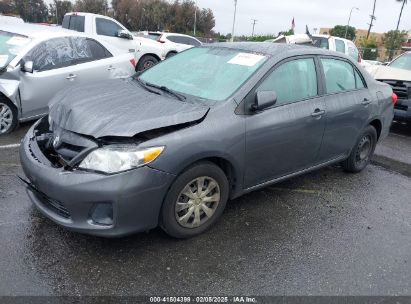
xmin=62 ymin=15 xmax=70 ymax=28
xmin=24 ymin=37 xmax=98 ymax=72
xmin=186 ymin=37 xmax=201 ymax=46
xmin=348 ymin=46 xmax=359 ymax=61
xmin=96 ymin=18 xmax=123 ymax=37
xmin=321 ymin=58 xmax=356 ymax=93
xmin=389 ymin=53 xmax=411 ymax=71
xmin=73 ymin=38 xmax=111 ymax=63
xmin=68 ymin=16 xmax=85 ymax=32
xmin=257 ymin=58 xmax=318 ymax=106
xmin=335 ymin=39 xmax=346 ymax=53
xmin=313 ymin=37 xmax=329 ymax=49
xmin=168 ymin=36 xmax=184 ymax=44
xmin=355 ymin=70 xmax=365 ymax=89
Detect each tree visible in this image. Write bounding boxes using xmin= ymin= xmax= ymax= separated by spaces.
xmin=384 ymin=30 xmax=407 ymax=60
xmin=49 ymin=0 xmax=73 ymax=24
xmin=75 ymin=0 xmax=108 ymax=15
xmin=278 ymin=29 xmax=294 ymax=36
xmin=13 ymin=0 xmax=48 ymax=22
xmin=396 ymin=0 xmax=408 ymax=30
xmin=0 ymin=0 xmax=15 ymax=14
xmin=330 ymin=25 xmax=356 ymax=41
xmin=359 ymin=37 xmax=379 ymax=60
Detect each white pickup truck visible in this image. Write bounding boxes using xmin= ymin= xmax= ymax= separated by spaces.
xmin=62 ymin=12 xmax=166 ymax=71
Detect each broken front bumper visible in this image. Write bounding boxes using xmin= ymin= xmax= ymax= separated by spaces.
xmin=19 ymin=123 xmax=176 ymax=237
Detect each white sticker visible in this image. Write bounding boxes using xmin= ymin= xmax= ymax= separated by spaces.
xmin=0 ymin=55 xmax=9 ymax=66
xmin=6 ymin=36 xmax=30 ymax=46
xmin=228 ymin=53 xmax=265 ymax=67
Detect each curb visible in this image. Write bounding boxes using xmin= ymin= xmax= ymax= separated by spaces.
xmin=372 ymin=154 xmax=411 ymax=178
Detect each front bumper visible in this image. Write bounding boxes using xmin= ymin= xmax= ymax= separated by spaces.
xmin=19 ymin=124 xmax=176 ymax=237
xmin=394 ymin=99 xmax=411 ymax=123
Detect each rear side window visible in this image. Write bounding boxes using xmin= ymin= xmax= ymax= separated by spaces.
xmin=335 ymin=39 xmax=346 ymax=53
xmin=257 ymin=58 xmax=318 ymax=106
xmin=185 ymin=37 xmax=201 ymax=47
xmin=355 ymin=70 xmax=365 ymax=89
xmin=167 ymin=35 xmax=185 ymax=44
xmin=96 ymin=18 xmax=123 ymax=37
xmin=63 ymin=15 xmax=85 ymax=32
xmin=321 ymin=58 xmax=356 ymax=93
xmin=72 ymin=38 xmax=112 ymax=63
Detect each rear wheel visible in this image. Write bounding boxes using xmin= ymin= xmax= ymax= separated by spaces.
xmin=136 ymin=55 xmax=158 ymax=71
xmin=342 ymin=125 xmax=377 ymax=173
xmin=160 ymin=162 xmax=229 ymax=238
xmin=0 ymin=97 xmax=18 ymax=135
xmin=166 ymin=51 xmax=177 ymax=59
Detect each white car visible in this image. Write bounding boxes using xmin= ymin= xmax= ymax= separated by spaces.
xmin=0 ymin=23 xmax=136 ymax=134
xmin=135 ymin=32 xmax=202 ymax=58
xmin=62 ymin=12 xmax=166 ymax=71
xmin=273 ymin=34 xmax=362 ymax=64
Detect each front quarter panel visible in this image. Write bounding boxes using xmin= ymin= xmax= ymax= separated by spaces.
xmin=145 ymin=100 xmax=246 ymax=198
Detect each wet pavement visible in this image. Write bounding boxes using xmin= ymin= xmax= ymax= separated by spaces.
xmin=0 ymin=122 xmax=410 ymax=296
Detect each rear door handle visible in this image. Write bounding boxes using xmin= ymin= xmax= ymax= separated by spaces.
xmin=66 ymin=74 xmax=77 ymax=80
xmin=361 ymin=98 xmax=371 ymax=105
xmin=311 ymin=109 xmax=325 ymax=117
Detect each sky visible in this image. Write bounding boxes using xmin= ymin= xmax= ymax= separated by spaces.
xmin=45 ymin=0 xmax=411 ymax=35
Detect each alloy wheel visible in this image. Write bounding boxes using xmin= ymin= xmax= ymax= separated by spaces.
xmin=175 ymin=176 xmax=221 ymax=229
xmin=0 ymin=102 xmax=13 ymax=134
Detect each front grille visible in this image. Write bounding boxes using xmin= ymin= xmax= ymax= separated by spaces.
xmin=379 ymin=79 xmax=411 ymax=100
xmin=34 ymin=192 xmax=71 ymax=219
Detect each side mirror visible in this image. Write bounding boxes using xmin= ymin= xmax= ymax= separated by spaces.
xmin=21 ymin=61 xmax=33 ymax=73
xmin=117 ymin=30 xmax=133 ymax=40
xmin=252 ymin=91 xmax=277 ymax=111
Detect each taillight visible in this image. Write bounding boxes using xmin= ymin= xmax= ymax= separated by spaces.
xmin=391 ymin=93 xmax=398 ymax=105
xmin=156 ymin=35 xmax=165 ymax=43
xmin=130 ymin=58 xmax=136 ymax=67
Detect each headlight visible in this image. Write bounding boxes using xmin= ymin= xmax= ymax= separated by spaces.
xmin=79 ymin=145 xmax=164 ymax=174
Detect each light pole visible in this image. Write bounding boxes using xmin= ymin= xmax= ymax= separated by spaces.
xmin=345 ymin=7 xmax=359 ymax=39
xmin=194 ymin=0 xmax=197 ymax=36
xmin=251 ymin=19 xmax=257 ymax=37
xmin=231 ymin=0 xmax=238 ymax=42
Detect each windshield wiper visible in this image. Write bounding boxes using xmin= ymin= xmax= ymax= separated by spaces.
xmin=134 ymin=77 xmax=162 ymax=95
xmin=138 ymin=78 xmax=186 ymax=101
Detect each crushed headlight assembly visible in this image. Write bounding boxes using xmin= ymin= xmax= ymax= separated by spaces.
xmin=79 ymin=145 xmax=164 ymax=174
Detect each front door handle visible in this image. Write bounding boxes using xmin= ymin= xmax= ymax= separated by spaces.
xmin=66 ymin=74 xmax=77 ymax=80
xmin=311 ymin=109 xmax=325 ymax=117
xmin=107 ymin=66 xmax=116 ymax=71
xmin=361 ymin=98 xmax=371 ymax=106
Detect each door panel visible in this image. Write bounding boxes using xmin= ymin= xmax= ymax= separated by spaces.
xmin=244 ymin=57 xmax=326 ymax=188
xmin=245 ymin=97 xmax=327 ymax=188
xmin=317 ymin=58 xmax=371 ymax=161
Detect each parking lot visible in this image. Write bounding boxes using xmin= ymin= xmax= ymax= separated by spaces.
xmin=0 ymin=122 xmax=410 ymax=296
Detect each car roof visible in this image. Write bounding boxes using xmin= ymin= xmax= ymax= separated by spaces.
xmin=208 ymin=42 xmax=335 ymax=57
xmin=1 ymin=23 xmax=77 ymax=39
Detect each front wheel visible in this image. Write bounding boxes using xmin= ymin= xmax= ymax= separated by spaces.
xmin=342 ymin=125 xmax=377 ymax=173
xmin=160 ymin=162 xmax=229 ymax=238
xmin=136 ymin=55 xmax=158 ymax=71
xmin=0 ymin=97 xmax=18 ymax=135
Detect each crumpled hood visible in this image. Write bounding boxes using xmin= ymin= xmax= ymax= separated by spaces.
xmin=49 ymin=78 xmax=209 ymax=138
xmin=365 ymin=65 xmax=411 ymax=82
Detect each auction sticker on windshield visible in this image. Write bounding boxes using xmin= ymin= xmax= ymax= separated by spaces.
xmin=228 ymin=53 xmax=266 ymax=67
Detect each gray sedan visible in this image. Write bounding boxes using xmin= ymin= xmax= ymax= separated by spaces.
xmin=0 ymin=23 xmax=136 ymax=134
xmin=20 ymin=43 xmax=395 ymax=238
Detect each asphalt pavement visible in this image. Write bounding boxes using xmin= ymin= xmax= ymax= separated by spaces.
xmin=0 ymin=122 xmax=410 ymax=296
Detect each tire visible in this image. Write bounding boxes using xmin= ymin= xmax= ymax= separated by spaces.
xmin=342 ymin=125 xmax=378 ymax=173
xmin=0 ymin=97 xmax=18 ymax=135
xmin=166 ymin=52 xmax=177 ymax=59
xmin=160 ymin=161 xmax=229 ymax=238
xmin=136 ymin=55 xmax=158 ymax=71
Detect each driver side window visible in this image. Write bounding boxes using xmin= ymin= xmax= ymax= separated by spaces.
xmin=96 ymin=18 xmax=123 ymax=37
xmin=257 ymin=58 xmax=318 ymax=106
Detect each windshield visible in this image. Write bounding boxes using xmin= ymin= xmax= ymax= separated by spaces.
xmin=389 ymin=53 xmax=411 ymax=71
xmin=0 ymin=31 xmax=31 ymax=69
xmin=139 ymin=47 xmax=268 ymax=101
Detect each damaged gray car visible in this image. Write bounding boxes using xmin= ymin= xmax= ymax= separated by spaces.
xmin=20 ymin=43 xmax=395 ymax=238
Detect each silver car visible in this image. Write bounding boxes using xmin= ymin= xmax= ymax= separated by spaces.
xmin=0 ymin=23 xmax=136 ymax=134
